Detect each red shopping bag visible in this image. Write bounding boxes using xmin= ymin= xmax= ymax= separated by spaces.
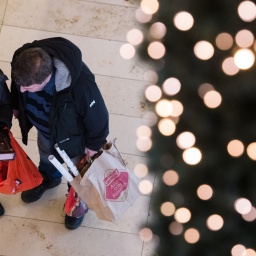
xmin=0 ymin=130 xmax=43 ymax=194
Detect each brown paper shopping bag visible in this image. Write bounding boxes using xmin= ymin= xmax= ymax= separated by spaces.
xmin=78 ymin=140 xmax=140 ymax=222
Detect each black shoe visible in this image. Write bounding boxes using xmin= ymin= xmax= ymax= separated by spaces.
xmin=65 ymin=214 xmax=85 ymax=230
xmin=65 ymin=200 xmax=88 ymax=230
xmin=0 ymin=203 xmax=4 ymax=216
xmin=21 ymin=178 xmax=62 ymax=203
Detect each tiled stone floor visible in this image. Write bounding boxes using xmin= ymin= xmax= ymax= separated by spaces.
xmin=0 ymin=0 xmax=156 ymax=255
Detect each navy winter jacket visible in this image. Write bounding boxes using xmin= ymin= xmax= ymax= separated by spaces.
xmin=10 ymin=37 xmax=109 ymax=156
xmin=0 ymin=70 xmax=12 ymax=129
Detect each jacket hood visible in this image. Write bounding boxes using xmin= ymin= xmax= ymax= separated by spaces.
xmin=12 ymin=37 xmax=83 ymax=91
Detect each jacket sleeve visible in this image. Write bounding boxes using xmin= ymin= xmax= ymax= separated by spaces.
xmin=73 ymin=74 xmax=109 ymax=151
xmin=0 ymin=70 xmax=12 ymax=128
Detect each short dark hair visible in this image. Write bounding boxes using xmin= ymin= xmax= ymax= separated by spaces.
xmin=12 ymin=47 xmax=53 ymax=87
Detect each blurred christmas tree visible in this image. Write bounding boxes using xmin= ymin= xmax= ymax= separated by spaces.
xmin=136 ymin=0 xmax=256 ymax=255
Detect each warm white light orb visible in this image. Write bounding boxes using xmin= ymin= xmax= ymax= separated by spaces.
xmin=134 ymin=163 xmax=148 ymax=178
xmin=176 ymin=131 xmax=196 ymax=149
xmin=145 ymin=85 xmax=162 ymax=102
xmin=162 ymin=77 xmax=181 ymax=95
xmin=141 ymin=0 xmax=159 ymax=15
xmin=182 ymin=147 xmax=202 ymax=165
xmin=194 ymin=41 xmax=214 ymax=60
xmin=161 ymin=202 xmax=176 ymax=216
xmin=150 ymin=22 xmax=167 ymax=39
xmin=127 ymin=28 xmax=144 ymax=46
xmin=222 ymin=57 xmax=240 ymax=76
xmin=234 ymin=198 xmax=252 ymax=214
xmin=206 ymin=214 xmax=224 ymax=231
xmin=139 ymin=180 xmax=153 ymax=194
xmin=238 ymin=1 xmax=256 ymax=22
xmin=231 ymin=244 xmax=246 ymax=256
xmin=148 ymin=41 xmax=166 ymax=59
xmin=174 ymin=207 xmax=191 ymax=223
xmin=162 ymin=170 xmax=179 ymax=186
xmin=227 ymin=140 xmax=244 ymax=157
xmin=203 ymin=90 xmax=222 ymax=108
xmin=235 ymin=29 xmax=254 ymax=48
xmin=155 ymin=99 xmax=173 ymax=117
xmin=158 ymin=118 xmax=176 ymax=136
xmin=234 ymin=48 xmax=255 ymax=70
xmin=197 ymin=184 xmax=213 ymax=200
xmin=173 ymin=11 xmax=194 ymax=31
xmin=247 ymin=142 xmax=256 ymax=160
xmin=120 ymin=43 xmax=136 ymax=59
xmin=184 ymin=228 xmax=200 ymax=244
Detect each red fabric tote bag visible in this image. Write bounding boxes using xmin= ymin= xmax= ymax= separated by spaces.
xmin=0 ymin=130 xmax=43 ymax=194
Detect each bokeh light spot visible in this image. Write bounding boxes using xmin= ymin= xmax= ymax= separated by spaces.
xmin=158 ymin=118 xmax=176 ymax=136
xmin=173 ymin=11 xmax=194 ymax=31
xmin=161 ymin=202 xmax=176 ymax=216
xmin=231 ymin=244 xmax=246 ymax=256
xmin=169 ymin=100 xmax=183 ymax=117
xmin=206 ymin=214 xmax=224 ymax=231
xmin=148 ymin=41 xmax=166 ymax=59
xmin=137 ymin=125 xmax=152 ymax=138
xmin=155 ymin=99 xmax=173 ymax=117
xmin=215 ymin=32 xmax=233 ymax=50
xmin=174 ymin=207 xmax=191 ymax=223
xmin=120 ymin=43 xmax=135 ymax=59
xmin=203 ymin=90 xmax=222 ymax=108
xmin=169 ymin=221 xmax=183 ymax=235
xmin=194 ymin=41 xmax=214 ymax=60
xmin=238 ymin=1 xmax=256 ymax=22
xmin=141 ymin=0 xmax=159 ymax=15
xmin=234 ymin=48 xmax=255 ymax=70
xmin=139 ymin=180 xmax=153 ymax=195
xmin=198 ymin=83 xmax=215 ymax=98
xmin=182 ymin=147 xmax=202 ymax=165
xmin=136 ymin=137 xmax=152 ymax=152
xmin=234 ymin=198 xmax=252 ymax=214
xmin=162 ymin=170 xmax=179 ymax=186
xmin=184 ymin=228 xmax=200 ymax=244
xmin=176 ymin=131 xmax=196 ymax=149
xmin=197 ymin=184 xmax=213 ymax=200
xmin=134 ymin=163 xmax=148 ymax=178
xmin=235 ymin=29 xmax=254 ymax=48
xmin=139 ymin=228 xmax=153 ymax=242
xmin=150 ymin=22 xmax=167 ymax=39
xmin=162 ymin=77 xmax=181 ymax=96
xmin=135 ymin=7 xmax=153 ymax=23
xmin=227 ymin=140 xmax=244 ymax=157
xmin=242 ymin=207 xmax=256 ymax=222
xmin=247 ymin=142 xmax=256 ymax=160
xmin=145 ymin=85 xmax=162 ymax=102
xmin=127 ymin=28 xmax=144 ymax=46
xmin=222 ymin=57 xmax=240 ymax=76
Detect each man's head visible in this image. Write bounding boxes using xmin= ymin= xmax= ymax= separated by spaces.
xmin=12 ymin=47 xmax=53 ymax=92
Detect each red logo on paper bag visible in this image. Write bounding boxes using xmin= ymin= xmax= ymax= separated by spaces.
xmin=103 ymin=168 xmax=129 ymax=201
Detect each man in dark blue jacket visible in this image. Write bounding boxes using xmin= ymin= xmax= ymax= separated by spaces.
xmin=10 ymin=37 xmax=109 ymax=229
xmin=0 ymin=69 xmax=13 ymax=216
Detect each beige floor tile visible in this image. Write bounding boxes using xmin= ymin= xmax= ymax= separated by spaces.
xmin=0 ymin=216 xmax=143 ymax=256
xmin=108 ymin=114 xmax=151 ymax=156
xmin=81 ymin=0 xmax=140 ymax=7
xmin=1 ymin=182 xmax=149 ymax=233
xmin=97 ymin=75 xmax=151 ymax=118
xmin=4 ymin=0 xmax=138 ymax=41
xmin=0 ymin=0 xmax=7 ymax=25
